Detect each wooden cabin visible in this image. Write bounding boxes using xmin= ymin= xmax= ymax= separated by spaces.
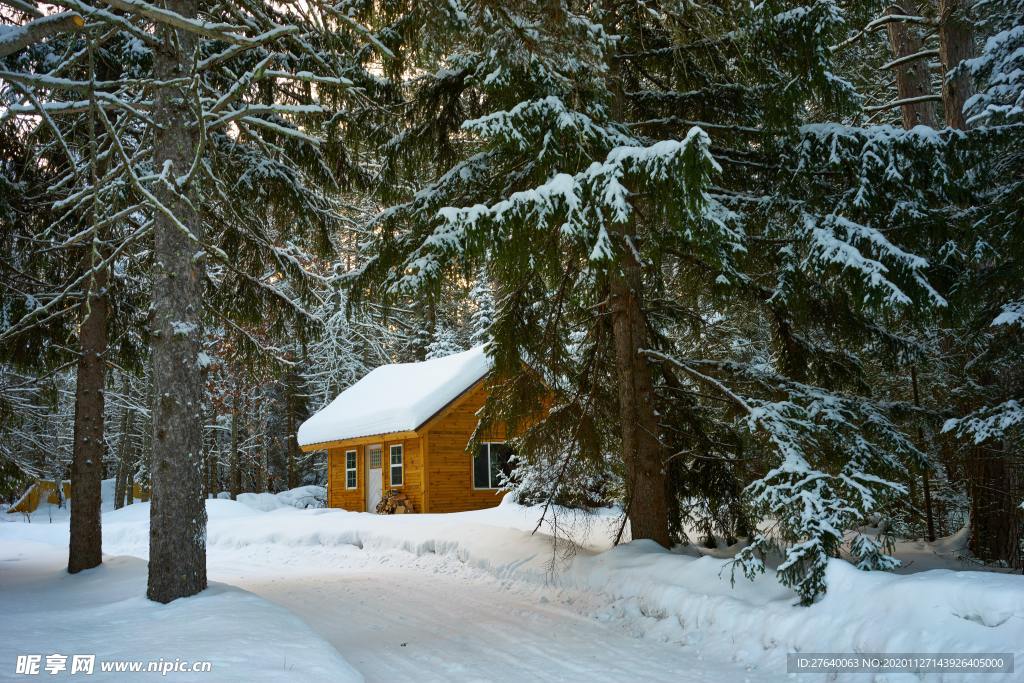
xmin=297 ymin=347 xmax=514 ymax=514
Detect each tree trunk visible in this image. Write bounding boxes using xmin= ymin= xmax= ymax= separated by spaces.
xmin=207 ymin=446 xmax=217 ymax=499
xmin=286 ymin=369 xmax=300 ymax=490
xmin=230 ymin=396 xmax=241 ymax=500
xmin=605 ymin=24 xmax=670 ymax=548
xmin=967 ymin=446 xmax=1023 ymax=568
xmin=114 ymin=406 xmax=134 ymax=510
xmin=910 ymin=366 xmax=936 ymax=541
xmin=147 ymin=0 xmax=207 ymax=603
xmin=113 ymin=458 xmax=125 ymax=511
xmin=608 ymin=245 xmax=671 ymax=547
xmin=885 ymin=3 xmax=940 ymax=128
xmin=937 ymin=7 xmax=1019 ymax=565
xmin=126 ymin=469 xmax=135 ymax=505
xmin=68 ymin=260 xmax=108 ymax=574
xmin=937 ymin=0 xmax=976 ymax=129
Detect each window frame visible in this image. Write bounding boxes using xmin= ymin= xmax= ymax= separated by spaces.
xmin=368 ymin=445 xmax=382 ymax=469
xmin=389 ymin=444 xmax=403 ymax=487
xmin=345 ymin=450 xmax=358 ymax=489
xmin=473 ymin=441 xmax=512 ymax=490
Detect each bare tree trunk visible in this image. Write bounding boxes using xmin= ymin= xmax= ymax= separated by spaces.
xmin=114 ymin=459 xmax=125 ymax=511
xmin=68 ymin=260 xmax=108 ymax=573
xmin=113 ymin=408 xmax=133 ymax=510
xmin=126 ymin=469 xmax=135 ymax=505
xmin=608 ymin=254 xmax=670 ymax=547
xmin=937 ymin=0 xmax=976 ymax=129
xmin=967 ymin=446 xmax=1023 ymax=568
xmin=230 ymin=395 xmax=241 ymax=500
xmin=207 ymin=446 xmax=217 ymax=499
xmin=911 ymin=366 xmax=936 ymax=542
xmin=604 ymin=25 xmax=670 ymax=547
xmin=886 ymin=3 xmax=940 ymax=128
xmin=286 ymin=369 xmax=301 ymax=490
xmin=147 ymin=0 xmax=207 ymax=603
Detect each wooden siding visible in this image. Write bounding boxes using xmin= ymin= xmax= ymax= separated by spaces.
xmin=383 ymin=437 xmax=425 ymax=512
xmin=420 ymin=383 xmax=507 ymax=513
xmin=328 ymin=446 xmax=364 ymax=512
xmin=327 ymin=436 xmax=426 ymax=513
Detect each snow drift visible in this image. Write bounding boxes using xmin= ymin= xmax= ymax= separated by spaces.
xmin=92 ymin=498 xmax=1024 ymax=681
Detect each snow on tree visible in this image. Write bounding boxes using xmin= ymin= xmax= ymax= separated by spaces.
xmin=1 ymin=0 xmax=395 ymax=600
xmin=468 ymin=267 xmax=495 ymax=348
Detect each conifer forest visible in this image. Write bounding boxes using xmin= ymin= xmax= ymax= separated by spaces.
xmin=0 ymin=1 xmax=1022 ymax=680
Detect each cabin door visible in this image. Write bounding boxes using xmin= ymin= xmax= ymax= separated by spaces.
xmin=365 ymin=444 xmax=383 ymax=513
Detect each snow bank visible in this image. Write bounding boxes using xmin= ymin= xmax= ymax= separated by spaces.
xmin=0 ymin=540 xmax=361 ymax=682
xmin=236 ymin=485 xmax=326 ymax=511
xmin=4 ymin=493 xmax=1021 ymax=681
xmin=297 ymin=345 xmax=491 ymax=446
xmin=92 ymin=500 xmax=1024 ymax=681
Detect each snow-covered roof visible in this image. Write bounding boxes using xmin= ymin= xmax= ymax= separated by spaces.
xmin=297 ymin=346 xmax=492 ymax=447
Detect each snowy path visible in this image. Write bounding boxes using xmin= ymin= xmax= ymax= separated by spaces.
xmin=211 ymin=545 xmax=773 ymax=683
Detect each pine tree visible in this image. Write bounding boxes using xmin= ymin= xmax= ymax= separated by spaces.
xmin=359 ymin=0 xmax=961 ymax=602
xmin=468 ymin=267 xmax=495 ymax=348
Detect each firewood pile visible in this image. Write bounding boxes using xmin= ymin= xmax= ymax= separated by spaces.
xmin=376 ymin=490 xmax=415 ymax=514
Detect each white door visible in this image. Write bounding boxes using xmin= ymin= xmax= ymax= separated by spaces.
xmin=366 ymin=444 xmax=383 ymax=513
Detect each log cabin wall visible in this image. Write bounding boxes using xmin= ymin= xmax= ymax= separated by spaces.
xmin=420 ymin=383 xmax=507 ymax=513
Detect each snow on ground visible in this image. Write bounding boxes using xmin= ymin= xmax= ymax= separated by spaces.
xmin=3 ymin=488 xmax=1023 ymax=682
xmin=0 ymin=538 xmax=361 ymax=682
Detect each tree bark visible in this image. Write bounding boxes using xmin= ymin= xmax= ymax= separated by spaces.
xmin=911 ymin=366 xmax=936 ymax=542
xmin=147 ymin=0 xmax=207 ymax=603
xmin=608 ymin=252 xmax=671 ymax=547
xmin=113 ymin=408 xmax=133 ymax=510
xmin=967 ymin=446 xmax=1023 ymax=568
xmin=286 ymin=369 xmax=300 ymax=490
xmin=937 ymin=0 xmax=976 ymax=129
xmin=68 ymin=261 xmax=108 ymax=574
xmin=114 ymin=459 xmax=125 ymax=511
xmin=937 ymin=6 xmax=1020 ymax=565
xmin=885 ymin=3 xmax=940 ymax=128
xmin=604 ymin=19 xmax=670 ymax=547
xmin=230 ymin=394 xmax=241 ymax=500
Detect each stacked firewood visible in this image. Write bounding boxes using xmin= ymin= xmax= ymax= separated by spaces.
xmin=376 ymin=490 xmax=415 ymax=514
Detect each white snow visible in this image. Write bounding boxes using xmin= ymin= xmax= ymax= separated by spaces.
xmin=297 ymin=346 xmax=492 ymax=446
xmin=3 ymin=488 xmax=1022 ymax=682
xmin=235 ymin=484 xmax=326 ymax=511
xmin=0 ymin=539 xmax=361 ymax=682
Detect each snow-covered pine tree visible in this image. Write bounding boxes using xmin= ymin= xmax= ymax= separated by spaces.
xmin=359 ymin=0 xmax=956 ymax=602
xmin=468 ymin=266 xmax=496 ymax=348
xmin=425 ymin=323 xmax=464 ymax=360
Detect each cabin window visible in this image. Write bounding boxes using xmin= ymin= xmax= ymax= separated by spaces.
xmin=474 ymin=442 xmax=514 ymax=489
xmin=390 ymin=445 xmax=403 ymax=486
xmin=345 ymin=450 xmax=357 ymax=489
